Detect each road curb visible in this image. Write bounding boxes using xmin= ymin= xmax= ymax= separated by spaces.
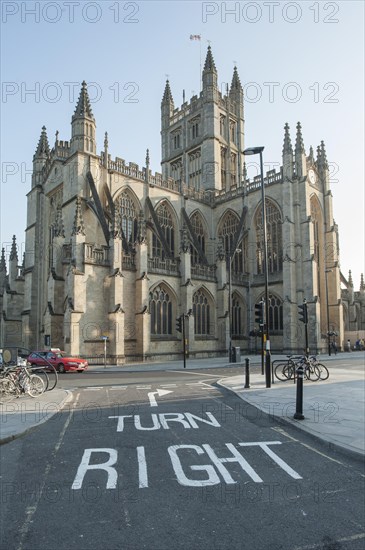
xmin=216 ymin=378 xmax=365 ymax=462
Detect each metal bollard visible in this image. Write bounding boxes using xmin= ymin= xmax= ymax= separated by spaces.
xmin=294 ymin=364 xmax=305 ymax=420
xmin=244 ymin=358 xmax=250 ymax=389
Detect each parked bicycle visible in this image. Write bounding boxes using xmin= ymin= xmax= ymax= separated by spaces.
xmin=0 ymin=365 xmax=45 ymax=402
xmin=274 ymin=355 xmax=329 ymax=382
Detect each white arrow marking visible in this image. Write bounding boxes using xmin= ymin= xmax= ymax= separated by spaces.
xmin=148 ymin=388 xmax=173 ymax=407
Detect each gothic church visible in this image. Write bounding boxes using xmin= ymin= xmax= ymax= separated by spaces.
xmin=1 ymin=47 xmax=362 ymax=361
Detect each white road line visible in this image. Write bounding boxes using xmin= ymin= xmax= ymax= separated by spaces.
xmin=110 ymin=386 xmax=127 ymax=390
xmin=17 ymin=393 xmax=80 ymax=550
xmin=136 ymin=386 xmax=151 ymax=389
xmin=271 ymin=427 xmax=345 ymax=466
xmin=293 ymin=533 xmax=365 ymax=550
xmin=84 ymin=386 xmax=103 ymax=390
xmin=170 ymin=370 xmax=219 ymax=377
xmin=160 ymin=384 xmax=177 ymax=387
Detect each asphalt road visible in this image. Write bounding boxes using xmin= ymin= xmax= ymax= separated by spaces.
xmin=1 ymin=361 xmax=364 ymax=550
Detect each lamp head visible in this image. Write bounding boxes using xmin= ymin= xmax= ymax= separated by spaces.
xmin=243 ymin=146 xmax=265 ymax=156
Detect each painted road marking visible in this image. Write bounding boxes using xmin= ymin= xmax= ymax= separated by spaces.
xmin=85 ymin=387 xmax=103 ymax=390
xmin=137 ymin=386 xmax=151 ymax=389
xmin=71 ymin=441 xmax=301 ymax=490
xmin=110 ymin=386 xmax=127 ymax=390
xmin=148 ymin=388 xmax=173 ymax=407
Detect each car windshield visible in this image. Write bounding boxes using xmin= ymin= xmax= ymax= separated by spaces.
xmin=55 ymin=352 xmax=66 ymax=358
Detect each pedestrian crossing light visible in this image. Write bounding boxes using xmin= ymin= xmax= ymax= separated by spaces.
xmin=298 ymin=301 xmax=308 ymax=324
xmin=176 ymin=316 xmax=182 ymax=333
xmin=254 ymin=301 xmax=264 ymax=326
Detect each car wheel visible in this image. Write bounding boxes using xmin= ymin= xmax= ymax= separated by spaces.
xmin=77 ymin=369 xmax=84 ymax=373
xmin=58 ymin=363 xmax=66 ymax=374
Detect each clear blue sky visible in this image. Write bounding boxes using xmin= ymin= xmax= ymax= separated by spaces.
xmin=1 ymin=0 xmax=364 ymax=285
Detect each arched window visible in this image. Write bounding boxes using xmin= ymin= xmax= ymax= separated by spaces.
xmin=149 ymin=285 xmax=173 ymax=336
xmin=117 ymin=191 xmax=138 ymax=244
xmin=152 ymin=203 xmax=175 ymax=259
xmin=193 ymin=289 xmax=211 ymax=336
xmin=190 ymin=212 xmax=206 ymax=266
xmin=232 ymin=293 xmax=243 ymax=337
xmin=259 ymin=294 xmax=283 ymax=332
xmin=255 ymin=200 xmax=282 ymax=274
xmin=218 ymin=211 xmax=243 ymax=274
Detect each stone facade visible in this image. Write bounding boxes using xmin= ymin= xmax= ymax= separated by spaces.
xmin=1 ymin=48 xmax=359 ymax=361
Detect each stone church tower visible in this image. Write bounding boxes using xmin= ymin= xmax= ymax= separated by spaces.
xmin=0 ymin=47 xmax=348 ymax=361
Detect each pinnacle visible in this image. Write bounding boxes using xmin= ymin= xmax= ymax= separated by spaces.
xmin=162 ymin=80 xmax=173 ymax=104
xmin=320 ymin=140 xmax=329 ymax=169
xmin=10 ymin=235 xmax=18 ymax=262
xmin=230 ymin=66 xmax=242 ymax=91
xmin=295 ymin=122 xmax=305 ymax=154
xmin=73 ymin=81 xmax=94 ymax=119
xmin=348 ymin=269 xmax=353 ymax=287
xmin=283 ymin=123 xmax=293 ymax=155
xmin=34 ymin=126 xmax=50 ymax=159
xmin=360 ymin=273 xmax=365 ymax=291
xmin=203 ymin=45 xmax=217 ymax=72
xmin=0 ymin=248 xmax=6 ymax=272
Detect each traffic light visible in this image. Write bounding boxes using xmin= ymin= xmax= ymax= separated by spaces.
xmin=176 ymin=316 xmax=182 ymax=333
xmin=254 ymin=301 xmax=265 ymax=326
xmin=298 ymin=302 xmax=308 ymax=324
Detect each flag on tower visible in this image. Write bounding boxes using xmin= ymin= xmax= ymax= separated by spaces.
xmin=190 ymin=34 xmax=201 ymax=41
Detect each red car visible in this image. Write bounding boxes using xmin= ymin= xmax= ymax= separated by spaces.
xmin=27 ymin=350 xmax=88 ymax=373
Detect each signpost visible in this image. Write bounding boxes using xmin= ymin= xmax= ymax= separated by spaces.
xmin=101 ymin=335 xmax=108 ymax=369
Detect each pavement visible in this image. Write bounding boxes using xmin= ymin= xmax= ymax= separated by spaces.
xmin=1 ymin=353 xmax=364 ymax=458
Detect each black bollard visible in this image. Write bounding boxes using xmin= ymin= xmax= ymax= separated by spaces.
xmin=244 ymin=358 xmax=250 ymax=389
xmin=294 ymin=364 xmax=305 ymax=420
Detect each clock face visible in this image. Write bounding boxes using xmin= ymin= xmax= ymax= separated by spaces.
xmin=308 ymin=169 xmax=317 ymax=184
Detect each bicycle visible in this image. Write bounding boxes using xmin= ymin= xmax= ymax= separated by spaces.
xmin=274 ymin=355 xmax=321 ymax=382
xmin=0 ymin=365 xmax=45 ymax=400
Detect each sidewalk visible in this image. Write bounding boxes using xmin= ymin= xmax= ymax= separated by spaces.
xmin=218 ymin=366 xmax=365 ymax=458
xmin=0 ymin=389 xmax=71 ymax=444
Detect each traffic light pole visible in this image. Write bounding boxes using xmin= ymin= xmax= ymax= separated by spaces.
xmin=182 ymin=314 xmax=186 ymax=369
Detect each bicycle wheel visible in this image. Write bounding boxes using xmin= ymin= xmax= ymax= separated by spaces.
xmin=31 ymin=368 xmax=49 ymax=391
xmin=27 ymin=375 xmax=45 ymax=397
xmin=274 ymin=363 xmax=290 ymax=381
xmin=282 ymin=364 xmax=296 ymax=380
xmin=316 ymin=363 xmax=329 ymax=381
xmin=0 ymin=378 xmax=18 ymax=402
xmin=305 ymin=365 xmax=321 ymax=381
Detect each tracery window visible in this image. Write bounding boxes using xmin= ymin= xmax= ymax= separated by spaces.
xmin=268 ymin=294 xmax=283 ymax=332
xmin=218 ymin=211 xmax=243 ymax=274
xmin=232 ymin=294 xmax=243 ymax=337
xmin=118 ymin=191 xmax=138 ymax=244
xmin=171 ymin=158 xmax=182 ymax=186
xmin=193 ymin=289 xmax=211 ymax=336
xmin=255 ymin=200 xmax=282 ymax=274
xmin=221 ymin=147 xmax=227 ymax=188
xmin=188 ymin=149 xmax=201 ymax=189
xmin=149 ymin=285 xmax=173 ymax=336
xmin=152 ymin=203 xmax=175 ymax=259
xmin=190 ymin=212 xmax=206 ymax=266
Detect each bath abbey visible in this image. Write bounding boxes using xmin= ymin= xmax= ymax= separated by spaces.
xmin=1 ymin=47 xmax=364 ymax=361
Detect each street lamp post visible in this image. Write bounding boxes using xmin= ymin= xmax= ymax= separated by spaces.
xmin=243 ymin=146 xmax=271 ymax=388
xmin=228 ymin=248 xmax=241 ymax=362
